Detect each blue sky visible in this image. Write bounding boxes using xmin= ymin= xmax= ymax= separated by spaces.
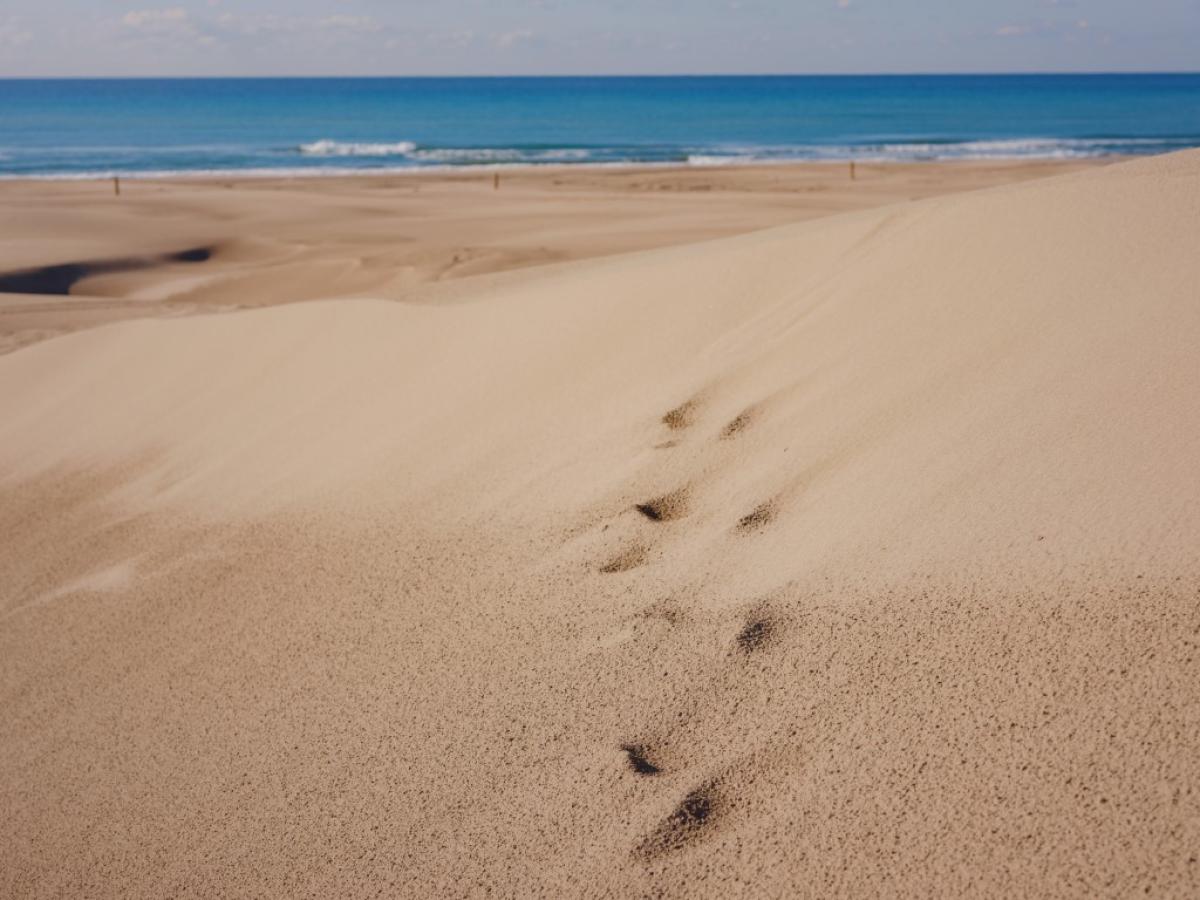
xmin=1 ymin=1 xmax=1197 ymax=77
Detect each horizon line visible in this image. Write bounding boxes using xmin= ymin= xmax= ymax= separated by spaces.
xmin=2 ymin=70 xmax=1199 ymax=81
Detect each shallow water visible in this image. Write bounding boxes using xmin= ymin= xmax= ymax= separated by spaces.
xmin=2 ymin=74 xmax=1199 ymax=178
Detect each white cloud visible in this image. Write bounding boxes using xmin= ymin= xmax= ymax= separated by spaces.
xmin=0 ymin=18 xmax=33 ymax=48
xmin=994 ymin=18 xmax=1102 ymax=41
xmin=122 ymin=8 xmax=188 ymax=29
xmin=213 ymin=12 xmax=382 ymax=38
xmin=118 ymin=7 xmax=207 ymax=46
xmin=318 ymin=15 xmax=381 ymax=33
xmin=420 ymin=29 xmax=476 ymax=49
xmin=214 ymin=12 xmax=294 ymax=35
xmin=494 ymin=29 xmax=537 ymax=49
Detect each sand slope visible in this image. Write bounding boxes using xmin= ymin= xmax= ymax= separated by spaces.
xmin=2 ymin=152 xmax=1199 ymax=897
xmin=0 ymin=159 xmax=1100 ymax=356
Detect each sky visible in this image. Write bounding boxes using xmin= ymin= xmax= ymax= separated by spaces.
xmin=0 ymin=1 xmax=1197 ymax=77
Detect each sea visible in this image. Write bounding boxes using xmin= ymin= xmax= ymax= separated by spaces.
xmin=1 ymin=74 xmax=1199 ymax=179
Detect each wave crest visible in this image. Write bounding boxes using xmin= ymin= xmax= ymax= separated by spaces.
xmin=299 ymin=140 xmax=417 ymax=157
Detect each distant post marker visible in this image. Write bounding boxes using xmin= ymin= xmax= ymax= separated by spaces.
xmin=493 ymin=172 xmax=500 ymax=191
xmin=850 ymin=161 xmax=856 ymax=181
xmin=113 ymin=176 xmax=121 ymax=196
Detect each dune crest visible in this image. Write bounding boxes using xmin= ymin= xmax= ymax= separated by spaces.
xmin=2 ymin=152 xmax=1199 ymax=897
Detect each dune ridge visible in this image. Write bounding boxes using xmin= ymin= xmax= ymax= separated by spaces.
xmin=1 ymin=151 xmax=1199 ymax=897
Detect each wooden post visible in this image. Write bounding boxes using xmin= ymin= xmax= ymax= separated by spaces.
xmin=493 ymin=172 xmax=499 ymax=191
xmin=113 ymin=176 xmax=121 ymax=196
xmin=849 ymin=161 xmax=856 ymax=182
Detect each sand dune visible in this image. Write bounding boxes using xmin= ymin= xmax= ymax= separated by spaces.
xmin=2 ymin=152 xmax=1199 ymax=897
xmin=0 ymin=159 xmax=1100 ymax=356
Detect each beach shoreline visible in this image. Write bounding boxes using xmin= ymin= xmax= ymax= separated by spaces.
xmin=0 ymin=154 xmax=1124 ymax=186
xmin=0 ymin=153 xmax=1130 ymax=184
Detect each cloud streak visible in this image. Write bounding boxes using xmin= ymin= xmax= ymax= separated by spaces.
xmin=0 ymin=1 xmax=1192 ymax=76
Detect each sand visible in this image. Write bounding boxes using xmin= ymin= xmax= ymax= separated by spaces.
xmin=1 ymin=153 xmax=1198 ymax=897
xmin=0 ymin=159 xmax=1099 ymax=355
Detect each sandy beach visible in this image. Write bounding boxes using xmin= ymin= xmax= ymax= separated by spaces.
xmin=2 ymin=152 xmax=1199 ymax=897
xmin=0 ymin=160 xmax=1098 ymax=355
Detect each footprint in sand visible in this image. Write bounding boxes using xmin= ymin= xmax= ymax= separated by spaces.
xmin=619 ymin=743 xmax=663 ymax=776
xmin=734 ymin=615 xmax=775 ymax=654
xmin=600 ymin=544 xmax=650 ymax=574
xmin=719 ymin=405 xmax=758 ymax=440
xmin=661 ymin=398 xmax=700 ymax=432
xmin=637 ymin=781 xmax=723 ymax=858
xmin=735 ymin=498 xmax=778 ymax=534
xmin=635 ymin=486 xmax=691 ymax=523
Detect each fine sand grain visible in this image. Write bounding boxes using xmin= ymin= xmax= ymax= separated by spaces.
xmin=1 ymin=153 xmax=1198 ymax=897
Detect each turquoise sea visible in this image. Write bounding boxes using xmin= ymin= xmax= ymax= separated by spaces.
xmin=1 ymin=74 xmax=1198 ymax=178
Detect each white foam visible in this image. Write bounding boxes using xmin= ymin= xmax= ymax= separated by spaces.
xmin=412 ymin=148 xmax=524 ymax=163
xmin=412 ymin=148 xmax=593 ymax=163
xmin=294 ymin=142 xmax=598 ymax=164
xmin=680 ymin=137 xmax=1186 ymax=166
xmin=299 ymin=139 xmax=417 ymax=157
xmin=2 ymin=135 xmax=1188 ymax=183
xmin=686 ymin=155 xmax=740 ymax=166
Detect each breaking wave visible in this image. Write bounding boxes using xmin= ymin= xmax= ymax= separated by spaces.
xmin=299 ymin=140 xmax=418 ymax=157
